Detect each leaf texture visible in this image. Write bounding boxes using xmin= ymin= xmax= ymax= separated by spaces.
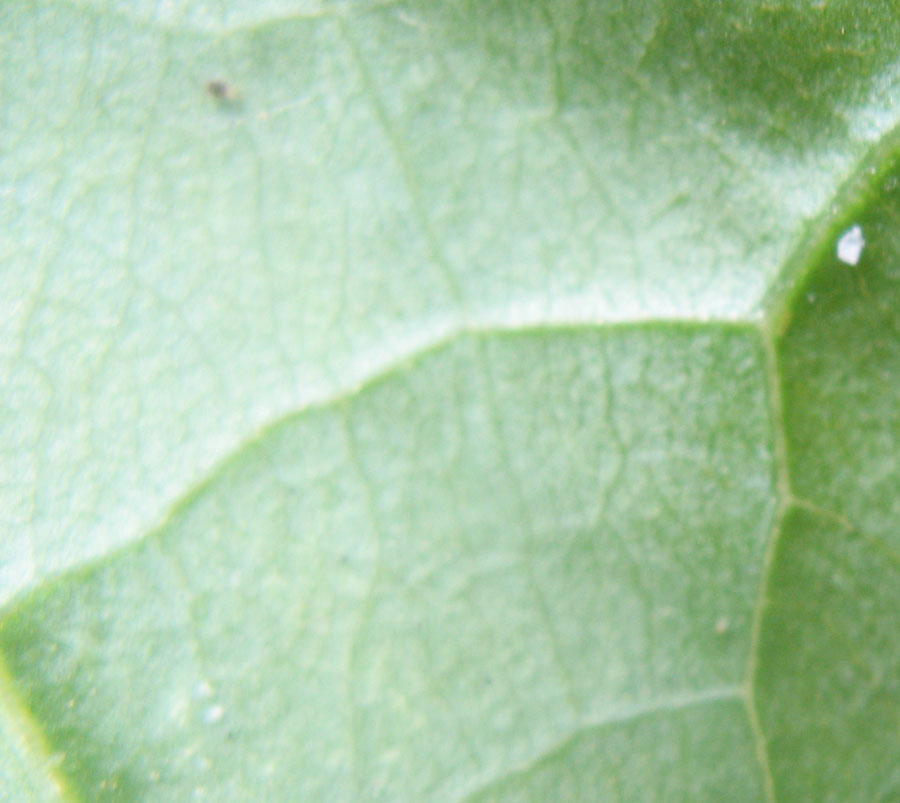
xmin=2 ymin=1 xmax=900 ymax=799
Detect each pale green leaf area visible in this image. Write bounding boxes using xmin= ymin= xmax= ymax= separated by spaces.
xmin=1 ymin=0 xmax=900 ymax=800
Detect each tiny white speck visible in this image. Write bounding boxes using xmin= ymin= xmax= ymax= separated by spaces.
xmin=195 ymin=680 xmax=213 ymax=698
xmin=204 ymin=704 xmax=225 ymax=724
xmin=715 ymin=616 xmax=729 ymax=635
xmin=837 ymin=224 xmax=865 ymax=265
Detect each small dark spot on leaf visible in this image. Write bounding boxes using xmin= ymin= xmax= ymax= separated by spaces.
xmin=206 ymin=79 xmax=239 ymax=102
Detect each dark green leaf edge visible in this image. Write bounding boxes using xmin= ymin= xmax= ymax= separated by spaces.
xmin=744 ymin=119 xmax=900 ymax=802
xmin=0 ymin=657 xmax=68 ymax=801
xmin=762 ymin=120 xmax=900 ymax=337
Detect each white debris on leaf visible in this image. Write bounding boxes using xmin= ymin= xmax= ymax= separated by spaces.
xmin=837 ymin=224 xmax=865 ymax=265
xmin=204 ymin=704 xmax=225 ymax=724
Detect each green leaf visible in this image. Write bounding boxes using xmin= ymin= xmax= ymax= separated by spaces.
xmin=1 ymin=1 xmax=900 ymax=799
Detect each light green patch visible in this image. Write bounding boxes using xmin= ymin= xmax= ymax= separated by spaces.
xmin=1 ymin=327 xmax=774 ymax=800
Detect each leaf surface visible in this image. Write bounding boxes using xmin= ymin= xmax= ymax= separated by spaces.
xmin=2 ymin=1 xmax=900 ymax=800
